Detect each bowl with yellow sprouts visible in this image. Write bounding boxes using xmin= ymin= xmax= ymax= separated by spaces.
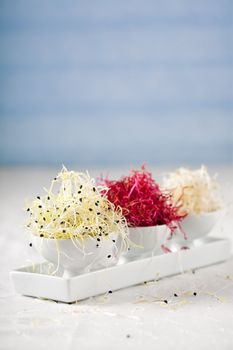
xmin=26 ymin=167 xmax=129 ymax=277
xmin=163 ymin=166 xmax=223 ymax=244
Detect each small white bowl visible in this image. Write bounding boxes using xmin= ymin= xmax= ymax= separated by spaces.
xmin=123 ymin=225 xmax=170 ymax=259
xmin=31 ymin=233 xmax=120 ymax=277
xmin=174 ymin=210 xmax=222 ymax=244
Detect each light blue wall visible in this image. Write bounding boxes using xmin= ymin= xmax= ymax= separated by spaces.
xmin=0 ymin=0 xmax=232 ymax=166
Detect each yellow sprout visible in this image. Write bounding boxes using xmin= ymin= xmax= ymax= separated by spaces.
xmin=25 ymin=166 xmax=129 ymax=241
xmin=163 ymin=166 xmax=222 ymax=215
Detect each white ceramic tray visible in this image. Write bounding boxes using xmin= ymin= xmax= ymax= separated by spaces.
xmin=11 ymin=237 xmax=231 ymax=303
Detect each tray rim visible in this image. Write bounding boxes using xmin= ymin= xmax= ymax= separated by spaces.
xmin=12 ymin=237 xmax=230 ymax=278
xmin=10 ymin=237 xmax=232 ymax=302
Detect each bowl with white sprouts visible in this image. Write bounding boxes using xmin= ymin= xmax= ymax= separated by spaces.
xmin=163 ymin=166 xmax=223 ymax=245
xmin=26 ymin=167 xmax=129 ymax=277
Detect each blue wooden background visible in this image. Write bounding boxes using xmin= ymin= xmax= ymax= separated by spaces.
xmin=0 ymin=0 xmax=232 ymax=166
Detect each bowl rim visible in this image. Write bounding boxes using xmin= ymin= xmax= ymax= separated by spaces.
xmin=128 ymin=224 xmax=168 ymax=230
xmin=31 ymin=233 xmax=117 ymax=242
xmin=182 ymin=208 xmax=224 ymax=218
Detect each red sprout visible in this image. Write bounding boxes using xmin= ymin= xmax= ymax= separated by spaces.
xmin=99 ymin=166 xmax=185 ymax=233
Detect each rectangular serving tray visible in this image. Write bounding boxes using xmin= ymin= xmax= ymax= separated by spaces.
xmin=11 ymin=237 xmax=231 ymax=303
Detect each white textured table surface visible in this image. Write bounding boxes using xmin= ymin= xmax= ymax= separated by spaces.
xmin=0 ymin=166 xmax=233 ymax=350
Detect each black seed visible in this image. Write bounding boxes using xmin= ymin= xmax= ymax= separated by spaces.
xmin=40 ymin=225 xmax=43 ymax=229
xmin=46 ymin=210 xmax=49 ymax=212
xmin=95 ymin=202 xmax=98 ymax=206
xmin=89 ymin=208 xmax=93 ymax=211
xmin=38 ymin=205 xmax=42 ymax=208
xmin=63 ymin=230 xmax=66 ymax=233
xmin=29 ymin=243 xmax=32 ymax=247
xmin=174 ymin=293 xmax=178 ymax=297
xmin=78 ymin=191 xmax=81 ymax=194
xmin=112 ymin=240 xmax=116 ymax=243
xmin=97 ymin=212 xmax=100 ymax=215
xmin=85 ymin=227 xmax=88 ymax=230
xmin=54 ymin=177 xmax=57 ymax=180
xmin=47 ymin=196 xmax=50 ymax=200
xmin=107 ymin=255 xmax=111 ymax=258
xmin=193 ymin=292 xmax=197 ymax=296
xmin=35 ymin=220 xmax=38 ymax=223
xmin=99 ymin=226 xmax=102 ymax=230
xmin=60 ymin=221 xmax=65 ymax=224
xmin=37 ymin=196 xmax=40 ymax=200
xmin=163 ymin=300 xmax=168 ymax=304
xmin=115 ymin=220 xmax=119 ymax=223
xmin=27 ymin=208 xmax=30 ymax=212
xmin=53 ymin=218 xmax=56 ymax=221
xmin=96 ymin=244 xmax=99 ymax=248
xmin=43 ymin=217 xmax=46 ymax=221
xmin=64 ymin=208 xmax=67 ymax=212
xmin=79 ymin=198 xmax=82 ymax=202
xmin=108 ymin=290 xmax=112 ymax=294
xmin=93 ymin=187 xmax=96 ymax=192
xmin=97 ymin=238 xmax=100 ymax=242
xmin=40 ymin=234 xmax=44 ymax=237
